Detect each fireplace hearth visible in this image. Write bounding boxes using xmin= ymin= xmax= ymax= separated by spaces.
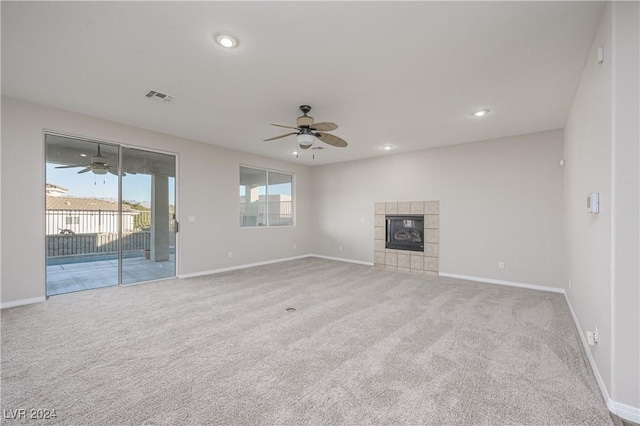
xmin=386 ymin=215 xmax=424 ymax=252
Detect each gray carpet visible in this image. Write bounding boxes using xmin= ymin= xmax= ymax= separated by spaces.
xmin=1 ymin=258 xmax=612 ymax=425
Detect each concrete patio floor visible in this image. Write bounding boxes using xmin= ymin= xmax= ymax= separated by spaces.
xmin=46 ymin=254 xmax=176 ymax=296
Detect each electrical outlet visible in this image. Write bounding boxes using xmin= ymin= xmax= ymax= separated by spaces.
xmin=339 ymin=245 xmax=343 ymax=251
xmin=228 ymin=251 xmax=232 ymax=258
xmin=586 ymin=325 xmax=599 ymax=346
xmin=569 ymin=279 xmax=572 ymax=289
xmin=293 ymin=244 xmax=296 ymax=250
xmin=498 ymin=262 xmax=505 ymax=270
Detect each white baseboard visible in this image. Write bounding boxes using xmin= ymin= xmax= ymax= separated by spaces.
xmin=1 ymin=296 xmax=46 ymax=310
xmin=608 ymin=400 xmax=640 ymax=424
xmin=564 ymin=293 xmax=640 ymax=424
xmin=308 ymin=254 xmax=374 ymax=267
xmin=563 ymin=292 xmax=612 ymax=408
xmin=178 ymin=255 xmax=311 ymax=279
xmin=438 ymin=272 xmax=564 ymax=294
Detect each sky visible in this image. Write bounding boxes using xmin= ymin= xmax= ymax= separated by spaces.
xmin=46 ymin=163 xmax=175 ymax=204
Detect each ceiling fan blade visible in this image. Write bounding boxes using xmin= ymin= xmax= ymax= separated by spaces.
xmin=77 ymin=167 xmax=92 ymax=174
xmin=310 ymin=122 xmax=338 ymax=132
xmin=270 ymin=123 xmax=299 ymax=130
xmin=56 ymin=164 xmax=87 ymax=169
xmin=264 ymin=132 xmax=297 ymax=141
xmin=316 ymin=132 xmax=348 ymax=148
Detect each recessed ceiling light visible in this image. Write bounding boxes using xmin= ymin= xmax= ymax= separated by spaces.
xmin=80 ymin=153 xmax=87 ymax=157
xmin=381 ymin=144 xmax=396 ymax=151
xmin=292 ymin=150 xmax=300 ymax=155
xmin=472 ymin=109 xmax=490 ymax=117
xmin=215 ymin=33 xmax=238 ymax=49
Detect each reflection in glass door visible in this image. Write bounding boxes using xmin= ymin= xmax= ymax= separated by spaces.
xmin=45 ymin=134 xmax=177 ymax=296
xmin=45 ymin=135 xmax=120 ymax=295
xmin=120 ymin=147 xmax=176 ymax=284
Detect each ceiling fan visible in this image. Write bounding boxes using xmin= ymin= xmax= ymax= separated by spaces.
xmin=55 ymin=144 xmax=132 ymax=176
xmin=264 ymin=105 xmax=348 ymax=150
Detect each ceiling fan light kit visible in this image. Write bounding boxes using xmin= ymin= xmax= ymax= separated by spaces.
xmin=296 ymin=133 xmax=315 ymax=149
xmin=264 ymin=105 xmax=348 ymax=153
xmin=91 ymin=167 xmax=109 ymax=175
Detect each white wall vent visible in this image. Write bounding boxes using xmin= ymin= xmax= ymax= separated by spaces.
xmin=145 ymin=90 xmax=174 ymax=102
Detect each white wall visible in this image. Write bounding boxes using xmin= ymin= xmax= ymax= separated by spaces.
xmin=311 ymin=129 xmax=565 ymax=289
xmin=1 ymin=97 xmax=313 ymax=304
xmin=565 ymin=1 xmax=639 ymax=419
xmin=611 ymin=1 xmax=639 ymax=413
xmin=564 ymin=1 xmax=613 ymax=399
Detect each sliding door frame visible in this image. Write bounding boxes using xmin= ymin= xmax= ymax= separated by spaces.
xmin=43 ymin=129 xmax=180 ymax=295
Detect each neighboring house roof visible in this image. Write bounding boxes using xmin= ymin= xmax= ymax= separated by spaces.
xmin=45 ymin=183 xmax=69 ymax=196
xmin=46 ymin=195 xmax=135 ymax=212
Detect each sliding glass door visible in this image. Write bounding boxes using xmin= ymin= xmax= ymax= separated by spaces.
xmin=45 ymin=134 xmax=177 ymax=296
xmin=45 ymin=135 xmax=121 ymax=295
xmin=120 ymin=147 xmax=176 ymax=284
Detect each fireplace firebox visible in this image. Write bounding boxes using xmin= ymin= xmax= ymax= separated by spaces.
xmin=386 ymin=215 xmax=424 ymax=252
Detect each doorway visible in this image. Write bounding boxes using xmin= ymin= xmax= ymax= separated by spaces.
xmin=45 ymin=134 xmax=177 ymax=295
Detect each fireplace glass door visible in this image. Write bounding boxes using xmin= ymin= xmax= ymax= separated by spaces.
xmin=385 ymin=215 xmax=424 ymax=252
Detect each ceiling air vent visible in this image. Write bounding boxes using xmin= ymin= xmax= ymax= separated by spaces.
xmin=145 ymin=90 xmax=174 ymax=102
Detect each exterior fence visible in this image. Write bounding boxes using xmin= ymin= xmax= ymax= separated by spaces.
xmin=47 ymin=228 xmax=176 ymax=257
xmin=46 ymin=209 xmax=137 ymax=235
xmin=47 ymin=232 xmax=150 ymax=257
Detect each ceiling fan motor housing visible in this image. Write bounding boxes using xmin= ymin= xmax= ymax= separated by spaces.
xmin=297 ymin=105 xmax=314 ymax=127
xmin=297 ymin=115 xmax=314 ymax=127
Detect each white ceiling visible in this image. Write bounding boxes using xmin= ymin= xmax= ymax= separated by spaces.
xmin=1 ymin=1 xmax=603 ymax=166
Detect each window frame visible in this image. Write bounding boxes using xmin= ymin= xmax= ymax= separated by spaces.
xmin=239 ymin=165 xmax=295 ymax=228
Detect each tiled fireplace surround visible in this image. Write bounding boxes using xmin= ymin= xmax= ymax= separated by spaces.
xmin=374 ymin=201 xmax=439 ymax=275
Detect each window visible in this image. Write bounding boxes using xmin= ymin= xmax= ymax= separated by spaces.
xmin=65 ymin=216 xmax=80 ymax=225
xmin=239 ymin=166 xmax=293 ymax=227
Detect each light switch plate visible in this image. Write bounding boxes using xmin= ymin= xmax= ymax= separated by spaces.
xmin=587 ymin=193 xmax=599 ymax=214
